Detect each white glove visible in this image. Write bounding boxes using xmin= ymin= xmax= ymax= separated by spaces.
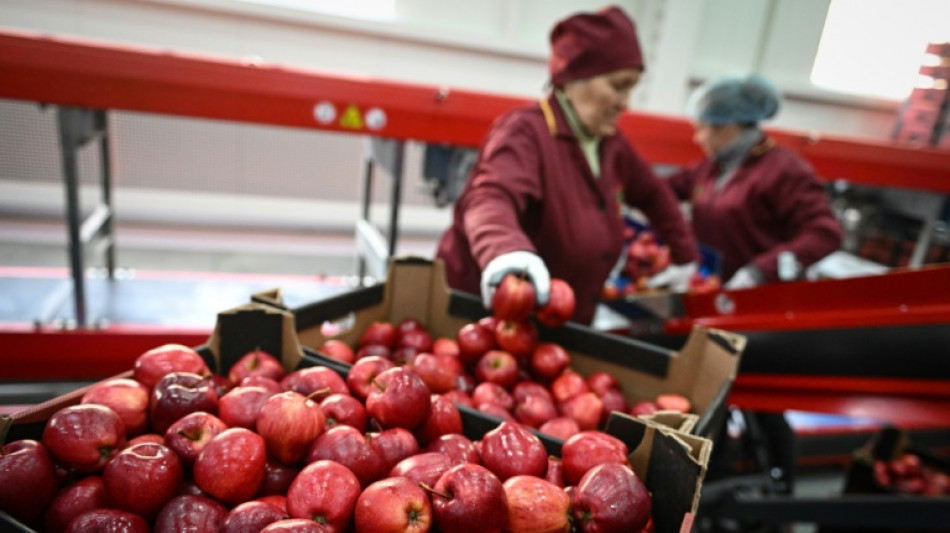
xmin=645 ymin=262 xmax=698 ymax=293
xmin=724 ymin=266 xmax=762 ymax=290
xmin=480 ymin=251 xmax=551 ymax=309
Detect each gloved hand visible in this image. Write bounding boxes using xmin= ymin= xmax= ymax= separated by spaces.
xmin=645 ymin=262 xmax=698 ymax=293
xmin=480 ymin=251 xmax=551 ymax=309
xmin=724 ymin=265 xmax=763 ymax=290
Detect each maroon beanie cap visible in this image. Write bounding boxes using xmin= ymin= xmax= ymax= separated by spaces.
xmin=548 ymin=5 xmax=645 ymax=86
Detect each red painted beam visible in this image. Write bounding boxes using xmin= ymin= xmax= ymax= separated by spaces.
xmin=1 ymin=29 xmax=949 ymax=192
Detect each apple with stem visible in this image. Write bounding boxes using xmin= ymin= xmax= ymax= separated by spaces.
xmin=561 ymin=430 xmax=630 ymax=486
xmin=320 ymin=393 xmax=368 ymax=432
xmin=425 ymin=433 xmax=480 ymax=465
xmin=42 ymin=404 xmax=126 ymax=473
xmin=281 ymin=366 xmax=348 ymax=402
xmin=149 ymin=371 xmax=219 ymax=434
xmin=494 ymin=319 xmax=538 ymax=360
xmin=424 ymin=463 xmax=508 ymax=533
xmin=229 ymin=347 xmax=285 ymax=384
xmin=307 ymin=425 xmax=386 ymax=488
xmin=347 ymin=356 xmax=395 ymax=400
xmin=366 ymin=367 xmax=432 ymax=430
xmin=475 ymin=350 xmax=519 ymax=389
xmin=354 ymin=476 xmax=433 ymax=533
xmin=257 ymin=390 xmax=326 ymax=465
xmin=286 ymin=459 xmax=361 ymax=533
xmin=222 ymin=500 xmax=287 ymax=533
xmin=163 ymin=410 xmax=229 ymax=467
xmin=389 ymin=451 xmax=456 ymax=488
xmin=218 ymin=385 xmax=273 ymax=430
xmin=480 ymin=421 xmax=547 ymax=481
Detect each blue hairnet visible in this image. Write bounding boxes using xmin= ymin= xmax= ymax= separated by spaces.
xmin=686 ymin=74 xmax=781 ymax=125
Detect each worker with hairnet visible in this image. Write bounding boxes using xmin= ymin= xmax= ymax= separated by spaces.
xmin=436 ymin=5 xmax=699 ymax=324
xmin=666 ymin=74 xmax=843 ymax=290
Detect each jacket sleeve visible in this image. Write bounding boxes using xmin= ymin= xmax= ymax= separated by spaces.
xmin=747 ymin=163 xmax=843 ymax=280
xmin=458 ymin=117 xmax=542 ymax=269
xmin=622 ymin=150 xmax=700 ymax=265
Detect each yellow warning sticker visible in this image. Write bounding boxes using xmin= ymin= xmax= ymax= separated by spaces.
xmin=340 ymin=105 xmax=363 ymax=129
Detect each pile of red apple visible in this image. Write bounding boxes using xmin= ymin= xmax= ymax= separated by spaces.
xmin=1 ymin=340 xmax=657 ymax=533
xmin=872 ymin=452 xmax=950 ymax=496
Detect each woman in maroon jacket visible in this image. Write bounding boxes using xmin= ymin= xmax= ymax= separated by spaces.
xmin=666 ymin=74 xmax=843 ymax=289
xmin=436 ymin=6 xmax=699 ymax=325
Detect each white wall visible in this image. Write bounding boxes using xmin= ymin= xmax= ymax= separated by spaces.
xmin=0 ymin=0 xmax=906 ymax=242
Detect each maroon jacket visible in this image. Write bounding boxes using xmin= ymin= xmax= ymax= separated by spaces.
xmin=437 ymin=93 xmax=698 ymax=324
xmin=666 ymin=138 xmax=843 ymax=282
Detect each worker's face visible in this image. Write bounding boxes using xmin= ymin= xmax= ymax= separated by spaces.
xmin=692 ymin=122 xmax=743 ymax=158
xmin=564 ymin=68 xmax=641 ymax=137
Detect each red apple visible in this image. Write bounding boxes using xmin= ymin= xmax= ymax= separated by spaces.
xmin=494 ymin=320 xmax=538 ymax=360
xmin=397 ymin=317 xmax=425 ymax=334
xmin=472 ymin=381 xmax=515 ymax=411
xmin=356 ymin=343 xmax=392 ymax=362
xmin=359 ymin=321 xmax=398 ymax=348
xmin=354 ymin=476 xmax=433 ymax=533
xmin=561 ymin=431 xmax=630 ymax=485
xmin=133 ymin=343 xmax=209 ymax=389
xmin=629 ymin=400 xmax=659 ymax=418
xmin=585 ymin=371 xmax=621 ymax=397
xmin=475 ymin=350 xmax=519 ymax=389
xmin=389 ymin=451 xmax=455 ymax=488
xmin=0 ymin=439 xmax=58 ymax=525
xmin=42 ymin=404 xmax=126 ymax=473
xmin=511 ymin=381 xmax=554 ymax=405
xmin=258 ymin=458 xmax=300 ymax=497
xmin=655 ymin=393 xmax=692 ymax=413
xmin=42 ymin=475 xmax=107 ymax=533
xmin=390 ymin=346 xmax=421 ymax=367
xmin=432 ymin=337 xmax=460 ymax=357
xmin=149 ymin=371 xmax=219 ymax=434
xmin=163 ymin=411 xmax=229 ymax=467
xmin=502 ymin=475 xmax=571 ymax=533
xmin=319 ymin=339 xmax=356 ymax=364
xmin=281 ymin=366 xmax=348 ymax=402
xmin=66 ymin=509 xmax=149 ymax=533
xmin=218 ymin=385 xmax=273 ymax=430
xmin=229 ymin=347 xmax=285 ymax=384
xmin=257 ymin=390 xmax=326 ymax=464
xmin=478 ymin=402 xmax=516 ymax=422
xmin=536 ymin=278 xmax=575 ymax=327
xmin=104 ymin=442 xmax=183 ymax=520
xmin=366 ymin=367 xmax=432 ymax=430
xmin=492 ymin=273 xmax=536 ymax=321
xmin=194 ymin=427 xmax=267 ymax=505
xmin=307 ymin=425 xmax=386 ymax=488
xmin=240 ymin=375 xmax=284 ymax=394
xmin=320 ymin=393 xmax=368 ymax=432
xmin=412 ymin=352 xmax=465 ymax=394
xmin=153 ymin=494 xmax=229 ymax=533
xmin=286 ymin=460 xmax=361 ymax=532
xmin=480 ymin=421 xmax=547 ymax=481
xmin=223 ymin=500 xmax=287 ymax=533
xmin=426 ymin=463 xmax=508 ymax=533
xmin=550 ymin=371 xmax=589 ymax=404
xmin=126 ymin=433 xmax=164 ymax=447
xmin=456 ymin=323 xmax=496 ymax=364
xmin=414 ymin=394 xmax=464 ymax=446
xmin=442 ymin=389 xmax=475 ymax=409
xmin=558 ymin=392 xmax=604 ymax=431
xmin=599 ymin=388 xmax=628 ymax=423
xmin=398 ymin=328 xmax=434 ymax=353
xmin=347 ymin=356 xmax=396 ymax=400
xmin=572 ymin=462 xmax=652 ymax=533
xmin=262 ymin=519 xmax=334 ymax=532
xmin=539 ymin=418 xmax=580 ymax=443
xmin=529 ymin=343 xmax=571 ymax=380
xmin=513 ymin=393 xmax=559 ymax=429
xmin=81 ymin=377 xmax=151 ymax=437
xmin=426 ymin=433 xmax=480 ymax=465
xmin=368 ymin=427 xmax=421 ymax=473
xmin=256 ymin=494 xmax=288 ymax=515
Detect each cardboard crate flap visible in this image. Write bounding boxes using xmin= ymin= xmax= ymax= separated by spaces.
xmin=207 ymin=302 xmax=303 ymax=374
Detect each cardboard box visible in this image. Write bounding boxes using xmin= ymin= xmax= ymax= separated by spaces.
xmin=1 ymin=340 xmax=712 ymax=533
xmin=265 ymin=257 xmax=745 ymax=441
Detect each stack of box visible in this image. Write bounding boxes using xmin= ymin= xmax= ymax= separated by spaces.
xmin=893 ymin=42 xmax=950 ymax=148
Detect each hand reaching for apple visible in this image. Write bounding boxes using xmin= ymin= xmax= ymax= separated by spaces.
xmin=480 ymin=251 xmax=551 ymax=310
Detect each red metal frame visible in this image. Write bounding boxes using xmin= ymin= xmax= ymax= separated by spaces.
xmin=1 ymin=29 xmax=949 ymax=192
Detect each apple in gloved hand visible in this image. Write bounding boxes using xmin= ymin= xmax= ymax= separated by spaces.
xmin=492 ymin=273 xmax=537 ymax=321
